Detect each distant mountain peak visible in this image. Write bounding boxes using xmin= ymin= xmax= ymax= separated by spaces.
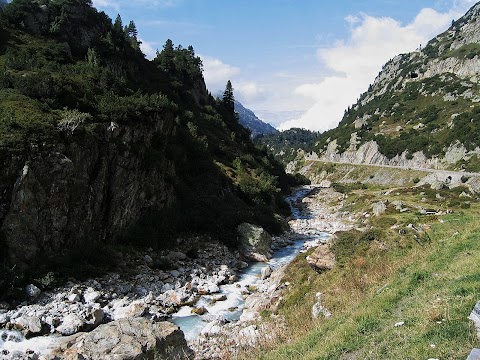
xmin=234 ymin=100 xmax=278 ymax=138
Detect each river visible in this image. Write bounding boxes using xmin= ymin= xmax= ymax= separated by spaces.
xmin=171 ymin=186 xmax=331 ymax=341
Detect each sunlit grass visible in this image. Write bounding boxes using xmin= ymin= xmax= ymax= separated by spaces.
xmin=242 ymin=185 xmax=480 ymax=359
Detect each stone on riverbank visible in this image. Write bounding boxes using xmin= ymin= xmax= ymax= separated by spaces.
xmin=306 ymin=244 xmax=336 ymax=273
xmin=468 ymin=301 xmax=480 ymax=340
xmin=237 ymin=223 xmax=272 ymax=262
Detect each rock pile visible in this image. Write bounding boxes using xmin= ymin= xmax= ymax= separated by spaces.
xmin=0 ymin=243 xmax=240 ymax=359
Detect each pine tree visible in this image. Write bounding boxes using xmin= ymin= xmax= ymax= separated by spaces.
xmin=223 ymin=80 xmax=234 ymax=112
xmin=155 ymin=39 xmax=175 ymax=72
xmin=126 ymin=20 xmax=138 ymax=37
xmin=114 ymin=14 xmax=123 ymax=32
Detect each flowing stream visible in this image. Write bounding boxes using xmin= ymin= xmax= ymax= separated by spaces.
xmin=171 ymin=186 xmax=331 ymax=341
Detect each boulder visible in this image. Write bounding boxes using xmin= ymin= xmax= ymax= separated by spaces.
xmin=312 ymin=292 xmax=332 ymax=319
xmin=234 ymin=260 xmax=249 ymax=270
xmin=372 ymin=202 xmax=387 ymax=216
xmin=113 ymin=300 xmax=147 ymax=320
xmin=306 ymin=244 xmax=336 ymax=273
xmin=191 ymin=307 xmax=208 ymax=316
xmin=14 ymin=315 xmax=42 ymax=336
xmin=57 ymin=318 xmax=193 ymax=360
xmin=200 ymin=320 xmax=222 ymax=336
xmin=467 ymin=349 xmax=480 ymax=360
xmin=56 ymin=314 xmax=85 ymax=336
xmin=83 ymin=290 xmax=101 ymax=304
xmin=237 ymin=223 xmax=272 ymax=260
xmin=25 ymin=284 xmax=41 ymax=298
xmin=319 ymin=180 xmax=332 ymax=188
xmin=169 ymin=251 xmax=187 ymax=260
xmin=260 ymin=266 xmax=273 ymax=280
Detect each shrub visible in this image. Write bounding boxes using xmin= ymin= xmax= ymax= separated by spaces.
xmin=57 ymin=108 xmax=92 ymax=133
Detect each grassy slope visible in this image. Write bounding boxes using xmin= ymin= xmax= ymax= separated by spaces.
xmin=250 ymin=180 xmax=479 ymax=359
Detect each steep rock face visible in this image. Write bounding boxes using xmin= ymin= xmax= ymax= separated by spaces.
xmin=311 ymin=2 xmax=480 ymax=171
xmin=0 ymin=116 xmax=176 ymax=270
xmin=315 ymin=138 xmax=480 ymax=169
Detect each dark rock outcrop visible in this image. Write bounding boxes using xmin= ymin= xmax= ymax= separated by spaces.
xmin=0 ymin=117 xmax=176 ymax=271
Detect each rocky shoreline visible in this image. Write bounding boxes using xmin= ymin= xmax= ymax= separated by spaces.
xmin=0 ymin=186 xmax=356 ymax=359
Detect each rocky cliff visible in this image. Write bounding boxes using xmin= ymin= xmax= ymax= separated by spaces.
xmin=311 ymin=2 xmax=480 ymax=172
xmin=0 ymin=116 xmax=176 ymax=271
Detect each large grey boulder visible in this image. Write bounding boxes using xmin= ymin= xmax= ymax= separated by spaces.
xmin=13 ymin=315 xmax=43 ymax=336
xmin=53 ymin=318 xmax=193 ymax=360
xmin=237 ymin=223 xmax=272 ymax=261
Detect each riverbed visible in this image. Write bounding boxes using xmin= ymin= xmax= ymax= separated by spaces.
xmin=173 ymin=186 xmax=332 ymax=341
xmin=0 ymin=186 xmax=347 ymax=359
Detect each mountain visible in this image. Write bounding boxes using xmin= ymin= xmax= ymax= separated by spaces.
xmin=309 ymin=2 xmax=480 ymax=172
xmin=0 ymin=0 xmax=295 ymax=293
xmin=255 ymin=128 xmax=319 ymax=164
xmin=234 ymin=100 xmax=278 ymax=138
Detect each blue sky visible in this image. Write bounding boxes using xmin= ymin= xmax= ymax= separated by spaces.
xmin=93 ymin=0 xmax=478 ymax=131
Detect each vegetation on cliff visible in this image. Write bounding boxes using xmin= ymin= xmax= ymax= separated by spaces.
xmin=311 ymin=3 xmax=480 ymax=169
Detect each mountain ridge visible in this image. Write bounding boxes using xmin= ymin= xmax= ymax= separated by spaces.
xmin=277 ymin=1 xmax=480 ymax=173
xmin=234 ymin=99 xmax=277 ymax=138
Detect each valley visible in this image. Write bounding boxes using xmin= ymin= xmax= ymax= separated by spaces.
xmin=1 ymin=0 xmax=480 ymax=359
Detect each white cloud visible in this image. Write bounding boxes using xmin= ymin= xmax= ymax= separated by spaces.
xmin=200 ymin=55 xmax=241 ymax=93
xmin=93 ymin=0 xmax=181 ymax=11
xmin=139 ymin=39 xmax=158 ymax=60
xmin=279 ymin=3 xmax=473 ymax=132
xmin=235 ymin=82 xmax=268 ymax=103
xmin=92 ymin=0 xmax=119 ymax=10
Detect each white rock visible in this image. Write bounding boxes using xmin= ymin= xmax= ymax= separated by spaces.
xmin=14 ymin=315 xmax=42 ymax=335
xmin=201 ymin=321 xmax=221 ymax=336
xmin=56 ymin=314 xmax=85 ymax=335
xmin=208 ymin=284 xmax=220 ymax=294
xmin=238 ymin=325 xmax=258 ymax=346
xmin=83 ymin=290 xmax=101 ymax=304
xmin=312 ymin=292 xmax=332 ymax=319
xmin=68 ymin=293 xmax=81 ymax=302
xmin=260 ymin=266 xmax=273 ymax=280
xmin=113 ymin=300 xmax=147 ymax=320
